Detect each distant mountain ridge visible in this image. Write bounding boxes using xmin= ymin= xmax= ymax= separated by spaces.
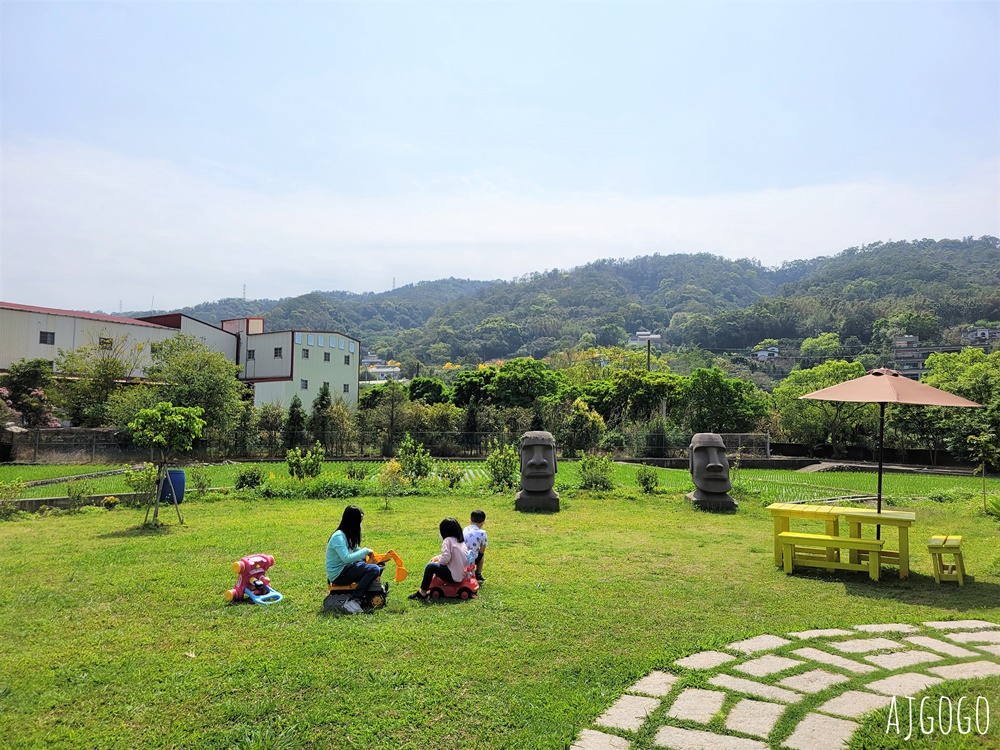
xmin=128 ymin=236 xmax=1000 ymax=362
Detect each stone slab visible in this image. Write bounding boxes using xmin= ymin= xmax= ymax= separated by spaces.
xmin=724 ymin=698 xmax=785 ymax=738
xmin=571 ymin=729 xmax=632 ymax=750
xmin=734 ymin=654 xmax=803 ymax=677
xmin=666 ymin=688 xmax=726 ymax=724
xmin=675 ymin=651 xmax=737 ymax=670
xmin=782 ymin=712 xmax=858 ymax=750
xmin=863 ymin=650 xmax=943 ymax=670
xmin=946 ymin=630 xmax=1000 ymax=644
xmin=854 ymin=623 xmax=918 ymax=634
xmin=828 ymin=638 xmax=904 ymax=653
xmin=787 ymin=628 xmax=853 ymax=639
xmin=924 ymin=619 xmax=998 ymax=630
xmin=778 ymin=668 xmax=850 ymax=694
xmin=928 ymin=660 xmax=1000 ymax=680
xmin=628 ymin=671 xmax=678 ymax=697
xmin=790 ymin=647 xmax=876 ymax=674
xmin=815 ymin=690 xmax=894 ymax=719
xmin=708 ymin=674 xmax=803 ymax=703
xmin=726 ymin=634 xmax=792 ymax=654
xmin=903 ymin=635 xmax=979 ymax=658
xmin=978 ymin=644 xmax=1000 ymax=657
xmin=653 ymin=726 xmax=768 ymax=750
xmin=865 ymin=672 xmax=944 ymax=698
xmin=595 ymin=694 xmax=661 ymax=733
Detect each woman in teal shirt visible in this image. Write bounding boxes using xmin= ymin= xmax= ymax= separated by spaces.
xmin=326 ymin=505 xmax=380 ymax=614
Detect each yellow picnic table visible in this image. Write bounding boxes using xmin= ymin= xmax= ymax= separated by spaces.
xmin=767 ymin=503 xmax=916 ymax=579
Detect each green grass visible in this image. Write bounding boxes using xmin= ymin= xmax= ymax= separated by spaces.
xmin=3 ymin=462 xmax=1000 ymax=749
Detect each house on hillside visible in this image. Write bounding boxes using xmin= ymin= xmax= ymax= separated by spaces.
xmin=892 ymin=335 xmax=986 ymax=380
xmin=751 ymin=346 xmax=780 ymax=360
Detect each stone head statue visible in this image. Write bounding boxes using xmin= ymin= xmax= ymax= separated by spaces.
xmin=515 ymin=431 xmax=559 ymax=511
xmin=686 ymin=432 xmax=736 ymax=511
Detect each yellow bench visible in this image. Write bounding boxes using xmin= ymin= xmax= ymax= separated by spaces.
xmin=928 ymin=535 xmax=965 ymax=585
xmin=779 ymin=531 xmax=885 ymax=581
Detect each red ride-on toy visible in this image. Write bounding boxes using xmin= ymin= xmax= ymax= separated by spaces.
xmin=428 ymin=563 xmax=480 ymax=600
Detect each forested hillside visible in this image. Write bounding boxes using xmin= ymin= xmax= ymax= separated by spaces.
xmin=147 ymin=236 xmax=1000 ymax=362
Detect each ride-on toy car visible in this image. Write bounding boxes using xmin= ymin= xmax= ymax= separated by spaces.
xmin=324 ymin=550 xmax=407 ymax=611
xmin=428 ymin=563 xmax=480 ymax=600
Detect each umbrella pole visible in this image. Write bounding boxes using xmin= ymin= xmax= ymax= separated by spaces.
xmin=876 ymin=402 xmax=885 ymax=541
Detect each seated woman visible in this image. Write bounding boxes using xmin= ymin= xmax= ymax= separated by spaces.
xmin=325 ymin=505 xmax=380 ymax=615
xmin=408 ymin=517 xmax=469 ymax=601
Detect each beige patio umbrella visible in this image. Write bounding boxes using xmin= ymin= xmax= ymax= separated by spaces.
xmin=800 ymin=368 xmax=980 ymax=531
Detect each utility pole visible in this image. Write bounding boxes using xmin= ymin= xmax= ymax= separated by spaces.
xmin=638 ymin=332 xmax=661 ymax=371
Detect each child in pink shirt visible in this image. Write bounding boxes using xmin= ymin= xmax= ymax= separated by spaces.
xmin=408 ymin=518 xmax=468 ymax=601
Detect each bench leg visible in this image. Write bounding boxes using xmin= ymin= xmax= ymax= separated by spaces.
xmin=849 ymin=521 xmax=861 ymax=565
xmin=783 ymin=542 xmax=794 ymax=575
xmin=955 ymin=553 xmax=965 ymax=586
xmin=773 ymin=518 xmax=786 ymax=567
xmin=929 ymin=552 xmax=943 ymax=584
xmin=869 ymin=550 xmax=880 ymax=581
xmin=899 ymin=529 xmax=909 ymax=579
xmin=825 ymin=520 xmax=839 ymax=566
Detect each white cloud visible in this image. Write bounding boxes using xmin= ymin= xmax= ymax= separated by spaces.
xmin=2 ymin=139 xmax=997 ymax=312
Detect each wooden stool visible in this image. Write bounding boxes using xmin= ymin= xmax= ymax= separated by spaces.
xmin=928 ymin=535 xmax=965 ymax=585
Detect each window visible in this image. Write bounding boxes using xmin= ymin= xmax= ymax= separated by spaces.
xmin=343 ymin=383 xmax=350 ymax=394
xmin=39 ymin=331 xmax=55 ymax=345
xmin=301 ymin=379 xmax=309 ymax=390
xmin=323 ymin=352 xmax=331 ymax=362
xmin=246 ymin=349 xmax=255 ymax=360
xmin=339 ymin=338 xmax=345 ymax=350
xmin=295 ymin=333 xmax=302 ymax=344
xmin=344 ymin=355 xmax=351 ymax=366
xmin=308 ymin=334 xmax=315 ymax=346
xmin=99 ymin=337 xmax=113 ymax=351
xmin=318 ymin=336 xmax=325 ymax=347
xmin=302 ymin=348 xmax=310 ymax=359
xmin=274 ymin=347 xmax=283 ymax=359
xmin=349 ymin=341 xmax=355 ymax=353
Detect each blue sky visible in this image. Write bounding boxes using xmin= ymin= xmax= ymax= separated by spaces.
xmin=2 ymin=1 xmax=997 ymax=313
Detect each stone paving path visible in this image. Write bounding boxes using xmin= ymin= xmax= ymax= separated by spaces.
xmin=571 ymin=620 xmax=1000 ymax=750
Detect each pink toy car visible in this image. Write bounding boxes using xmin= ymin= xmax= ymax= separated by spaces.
xmin=226 ymin=553 xmax=283 ymax=604
xmin=428 ymin=563 xmax=480 ymax=600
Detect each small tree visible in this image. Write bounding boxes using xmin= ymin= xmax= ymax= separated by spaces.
xmin=128 ymin=402 xmax=206 ymax=526
xmin=967 ymin=432 xmax=1000 ymax=513
xmin=287 ymin=441 xmax=325 ymax=480
xmin=378 ymin=459 xmax=404 ymax=510
xmin=484 ymin=438 xmax=519 ymax=492
xmin=283 ymin=395 xmax=307 ymax=450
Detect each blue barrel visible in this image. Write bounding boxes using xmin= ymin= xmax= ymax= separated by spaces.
xmin=159 ymin=469 xmax=186 ymax=504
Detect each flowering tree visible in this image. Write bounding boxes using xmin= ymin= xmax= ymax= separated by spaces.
xmin=0 ymin=359 xmax=60 ymax=427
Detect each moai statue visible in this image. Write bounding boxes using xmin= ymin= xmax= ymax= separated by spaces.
xmin=686 ymin=433 xmax=737 ymax=511
xmin=515 ymin=431 xmax=560 ymax=512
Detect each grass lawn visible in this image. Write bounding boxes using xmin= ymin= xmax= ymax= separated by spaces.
xmin=2 ymin=466 xmax=999 ymax=749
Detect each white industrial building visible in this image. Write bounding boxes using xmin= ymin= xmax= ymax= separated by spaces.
xmin=0 ymin=302 xmax=358 ymax=411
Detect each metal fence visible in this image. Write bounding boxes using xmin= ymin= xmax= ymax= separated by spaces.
xmin=2 ymin=427 xmax=771 ymax=463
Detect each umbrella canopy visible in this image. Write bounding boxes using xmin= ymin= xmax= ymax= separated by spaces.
xmin=800 ymin=367 xmax=981 ymax=409
xmin=800 ymin=368 xmax=981 ymax=528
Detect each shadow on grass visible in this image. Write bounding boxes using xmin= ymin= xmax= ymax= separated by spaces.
xmin=784 ymin=567 xmax=1000 ymax=611
xmin=97 ymin=524 xmax=179 ymax=539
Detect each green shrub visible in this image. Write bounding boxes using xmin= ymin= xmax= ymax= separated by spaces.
xmin=985 ymin=496 xmax=1000 ymax=520
xmin=123 ymin=463 xmax=158 ymax=501
xmin=235 ymin=465 xmax=266 ymax=490
xmin=0 ymin=500 xmax=20 ymax=522
xmin=579 ymin=453 xmax=614 ymax=490
xmin=188 ymin=466 xmax=211 ymax=495
xmin=484 ymin=439 xmax=518 ymax=492
xmin=287 ymin=442 xmax=325 ymax=479
xmin=66 ymin=481 xmax=94 ymax=512
xmin=436 ymin=462 xmax=466 ymax=489
xmin=0 ymin=478 xmax=24 ymax=502
xmin=102 ymin=496 xmax=121 ymax=510
xmin=345 ymin=462 xmax=368 ymax=481
xmin=929 ymin=486 xmax=975 ymax=503
xmin=636 ymin=464 xmax=658 ymax=494
xmin=254 ymin=478 xmax=297 ymax=499
xmin=600 ymin=431 xmax=627 ymax=452
xmin=304 ymin=475 xmax=361 ymax=499
xmin=397 ymin=434 xmax=433 ymax=483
